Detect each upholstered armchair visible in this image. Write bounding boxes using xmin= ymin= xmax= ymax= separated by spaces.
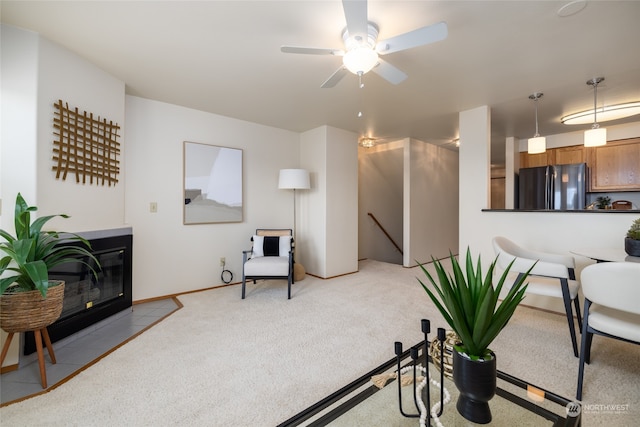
xmin=242 ymin=229 xmax=294 ymax=299
xmin=492 ymin=236 xmax=582 ymax=357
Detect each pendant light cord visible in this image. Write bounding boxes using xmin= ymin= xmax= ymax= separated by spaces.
xmin=593 ymin=80 xmax=599 ymax=128
xmin=590 ymin=77 xmax=604 ymax=129
xmin=534 ymin=98 xmax=540 ymax=137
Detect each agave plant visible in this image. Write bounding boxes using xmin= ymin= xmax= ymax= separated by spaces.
xmin=417 ymin=248 xmax=534 ymax=360
xmin=0 ymin=193 xmax=99 ymax=297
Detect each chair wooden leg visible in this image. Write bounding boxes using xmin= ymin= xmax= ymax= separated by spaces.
xmin=42 ymin=327 xmax=57 ymax=364
xmin=34 ymin=329 xmax=48 ymax=389
xmin=0 ymin=332 xmax=15 ymax=366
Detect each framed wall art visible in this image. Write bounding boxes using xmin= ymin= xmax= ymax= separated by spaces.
xmin=183 ymin=141 xmax=243 ymax=224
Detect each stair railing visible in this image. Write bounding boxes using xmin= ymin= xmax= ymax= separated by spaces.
xmin=367 ymin=212 xmax=403 ymax=255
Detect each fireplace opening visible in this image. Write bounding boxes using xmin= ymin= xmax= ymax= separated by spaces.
xmin=23 ymin=233 xmax=132 ymax=355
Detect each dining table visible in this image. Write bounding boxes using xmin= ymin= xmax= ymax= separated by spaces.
xmin=570 ymin=248 xmax=640 ymax=263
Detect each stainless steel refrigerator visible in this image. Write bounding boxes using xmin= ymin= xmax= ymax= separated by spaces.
xmin=518 ymin=163 xmax=587 ymax=210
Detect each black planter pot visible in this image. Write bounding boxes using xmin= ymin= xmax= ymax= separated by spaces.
xmin=452 ymin=349 xmax=497 ymax=424
xmin=625 ymin=238 xmax=640 ymax=257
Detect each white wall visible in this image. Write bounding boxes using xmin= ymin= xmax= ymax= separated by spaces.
xmin=124 ymin=96 xmax=300 ymax=300
xmin=358 ymin=140 xmax=404 ymax=264
xmin=35 ymin=37 xmax=126 ymax=231
xmin=405 ymin=138 xmax=459 ymax=266
xmin=1 ymin=25 xmax=39 ymax=220
xmin=459 ymin=105 xmax=491 ymax=261
xmin=300 ymin=126 xmax=358 ymax=278
xmin=325 ymin=126 xmax=359 ymax=277
xmin=1 ymin=25 xmax=126 ymax=367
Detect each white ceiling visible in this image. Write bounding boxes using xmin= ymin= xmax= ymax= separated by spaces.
xmin=3 ymin=1 xmax=640 ymax=165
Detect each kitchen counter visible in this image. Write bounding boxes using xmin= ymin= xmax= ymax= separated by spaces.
xmin=483 ymin=209 xmax=640 ymax=213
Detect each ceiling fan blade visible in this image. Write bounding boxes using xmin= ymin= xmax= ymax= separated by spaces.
xmin=321 ymin=67 xmax=348 ymax=88
xmin=342 ymin=0 xmax=368 ymax=38
xmin=281 ymin=46 xmax=344 ymax=55
xmin=372 ymin=58 xmax=407 ymax=85
xmin=376 ymin=21 xmax=448 ymax=55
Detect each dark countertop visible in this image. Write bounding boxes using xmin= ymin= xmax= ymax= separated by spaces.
xmin=482 ymin=209 xmax=640 ymax=213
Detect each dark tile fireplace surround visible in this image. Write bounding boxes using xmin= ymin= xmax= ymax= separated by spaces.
xmin=23 ymin=228 xmax=133 ymax=355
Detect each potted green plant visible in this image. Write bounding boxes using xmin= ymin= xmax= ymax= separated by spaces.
xmin=596 ymin=196 xmax=611 ymax=209
xmin=625 ymin=217 xmax=640 ymax=257
xmin=417 ymin=248 xmax=533 ymax=424
xmin=0 ymin=193 xmax=99 ymax=334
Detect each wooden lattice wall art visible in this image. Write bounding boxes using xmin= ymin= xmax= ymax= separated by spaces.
xmin=52 ymin=99 xmax=121 ymax=186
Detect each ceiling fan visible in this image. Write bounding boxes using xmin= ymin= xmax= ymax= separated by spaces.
xmin=281 ymin=0 xmax=448 ymax=88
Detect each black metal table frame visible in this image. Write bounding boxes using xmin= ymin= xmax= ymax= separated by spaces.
xmin=277 ymin=341 xmax=581 ymax=427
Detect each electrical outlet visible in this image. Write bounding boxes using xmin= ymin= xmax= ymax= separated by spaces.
xmin=220 ymin=257 xmax=225 ymax=266
xmin=150 ymin=202 xmax=157 ymax=213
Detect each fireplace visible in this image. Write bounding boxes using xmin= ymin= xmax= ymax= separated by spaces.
xmin=24 ymin=229 xmax=133 ymax=355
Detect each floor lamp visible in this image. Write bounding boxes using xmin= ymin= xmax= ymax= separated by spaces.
xmin=278 ymin=169 xmax=310 ymax=244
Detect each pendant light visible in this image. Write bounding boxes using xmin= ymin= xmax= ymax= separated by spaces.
xmin=527 ymin=93 xmax=546 ymax=154
xmin=584 ymin=77 xmax=607 ymax=147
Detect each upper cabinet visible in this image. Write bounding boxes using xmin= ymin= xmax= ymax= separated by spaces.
xmin=588 ymin=138 xmax=640 ymax=192
xmin=555 ymin=145 xmax=586 ymax=165
xmin=520 ymin=151 xmax=553 ymax=168
xmin=519 ymin=137 xmax=640 ymax=192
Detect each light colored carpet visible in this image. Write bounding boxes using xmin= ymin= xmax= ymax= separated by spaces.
xmin=0 ymin=259 xmax=638 ymax=426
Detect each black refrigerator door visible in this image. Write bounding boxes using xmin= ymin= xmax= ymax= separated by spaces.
xmin=518 ymin=166 xmax=550 ymax=210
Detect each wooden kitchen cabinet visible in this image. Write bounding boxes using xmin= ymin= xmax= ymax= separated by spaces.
xmin=520 ymin=146 xmax=585 ymax=167
xmin=588 ymin=137 xmax=640 ymax=191
xmin=520 ymin=138 xmax=639 ymax=191
xmin=520 ymin=150 xmax=554 ymax=168
xmin=555 ymin=145 xmax=585 ymax=165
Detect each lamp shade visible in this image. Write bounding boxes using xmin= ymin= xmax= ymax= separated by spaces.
xmin=527 ymin=136 xmax=546 ymax=154
xmin=343 ymin=47 xmax=378 ymax=75
xmin=278 ymin=169 xmax=310 ymax=190
xmin=584 ymin=127 xmax=607 ymax=147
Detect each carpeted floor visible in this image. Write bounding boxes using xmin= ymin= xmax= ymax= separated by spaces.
xmin=0 ymin=259 xmax=637 ymax=426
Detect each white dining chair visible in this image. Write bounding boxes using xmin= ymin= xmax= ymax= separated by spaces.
xmin=492 ymin=236 xmax=582 ymax=357
xmin=576 ymin=262 xmax=640 ymax=400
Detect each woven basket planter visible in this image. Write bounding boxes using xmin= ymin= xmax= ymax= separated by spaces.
xmin=0 ymin=281 xmax=65 ymax=333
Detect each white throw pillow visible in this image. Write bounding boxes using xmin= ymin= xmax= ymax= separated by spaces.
xmin=279 ymin=235 xmax=292 ymax=256
xmin=252 ymin=235 xmax=264 ymax=258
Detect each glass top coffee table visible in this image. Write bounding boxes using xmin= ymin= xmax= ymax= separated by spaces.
xmin=279 ymin=341 xmax=581 ymax=426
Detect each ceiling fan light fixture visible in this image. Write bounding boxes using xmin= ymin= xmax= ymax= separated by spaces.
xmin=343 ymin=47 xmax=378 ymax=75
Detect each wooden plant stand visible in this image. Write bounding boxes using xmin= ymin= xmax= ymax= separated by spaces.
xmin=1 ymin=327 xmax=57 ymax=389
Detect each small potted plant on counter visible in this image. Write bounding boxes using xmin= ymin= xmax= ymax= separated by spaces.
xmin=596 ymin=196 xmax=611 ymax=209
xmin=625 ymin=217 xmax=640 ymax=257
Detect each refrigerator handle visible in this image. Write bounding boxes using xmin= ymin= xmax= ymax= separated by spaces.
xmin=546 ymin=166 xmax=552 ymax=210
